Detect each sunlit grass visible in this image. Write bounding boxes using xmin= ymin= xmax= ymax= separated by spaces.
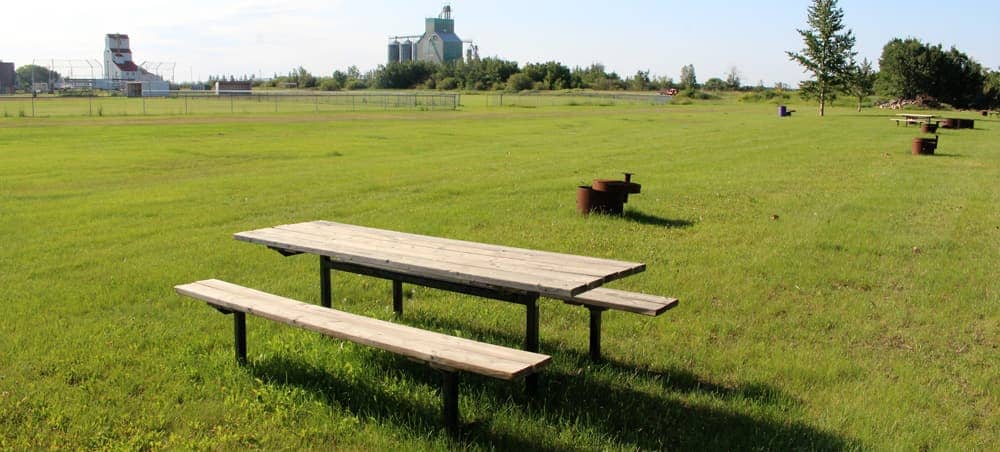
xmin=0 ymin=99 xmax=996 ymax=449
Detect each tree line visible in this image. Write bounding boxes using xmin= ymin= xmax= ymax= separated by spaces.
xmin=789 ymin=0 xmax=999 ymax=114
xmin=258 ymin=59 xmax=729 ymax=94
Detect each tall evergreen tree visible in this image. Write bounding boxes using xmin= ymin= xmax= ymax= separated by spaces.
xmin=787 ymin=0 xmax=856 ymax=116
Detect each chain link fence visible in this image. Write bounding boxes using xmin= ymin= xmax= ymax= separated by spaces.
xmin=0 ymin=92 xmax=459 ymax=117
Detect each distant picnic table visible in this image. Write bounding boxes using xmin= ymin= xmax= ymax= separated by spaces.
xmin=892 ymin=113 xmax=935 ymax=126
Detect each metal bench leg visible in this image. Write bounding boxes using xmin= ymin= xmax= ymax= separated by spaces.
xmin=393 ymin=280 xmax=403 ymax=315
xmin=234 ymin=312 xmax=247 ymax=365
xmin=524 ymin=294 xmax=540 ymax=395
xmin=442 ymin=370 xmax=460 ymax=435
xmin=588 ymin=307 xmax=607 ymax=362
xmin=320 ymin=256 xmax=332 ymax=308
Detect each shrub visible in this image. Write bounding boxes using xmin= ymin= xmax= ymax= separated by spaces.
xmin=673 ymin=89 xmax=717 ymax=101
xmin=739 ymin=89 xmax=791 ymax=103
xmin=344 ymin=79 xmax=367 ymax=90
xmin=437 ymin=77 xmax=458 ymax=90
xmin=505 ymin=73 xmax=533 ymax=92
xmin=318 ymin=79 xmax=341 ymax=91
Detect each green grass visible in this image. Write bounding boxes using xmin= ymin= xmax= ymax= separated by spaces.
xmin=0 ymin=98 xmax=996 ymax=450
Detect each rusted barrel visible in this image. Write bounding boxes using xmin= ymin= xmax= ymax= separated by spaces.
xmin=592 ymin=179 xmax=628 ymax=214
xmin=940 ymin=118 xmax=958 ymax=129
xmin=578 ymin=173 xmax=642 ymax=216
xmin=912 ymin=137 xmax=937 ymax=155
xmin=577 ymin=186 xmax=594 ymax=215
xmin=921 ymin=122 xmax=938 ymax=133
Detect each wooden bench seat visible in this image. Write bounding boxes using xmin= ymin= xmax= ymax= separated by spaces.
xmin=557 ymin=287 xmax=678 ymax=316
xmin=175 ymin=279 xmax=551 ymax=433
xmin=549 ymin=287 xmax=678 ymax=360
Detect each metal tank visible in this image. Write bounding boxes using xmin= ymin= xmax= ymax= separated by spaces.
xmin=387 ymin=41 xmax=400 ymax=64
xmin=400 ymin=40 xmax=413 ymax=62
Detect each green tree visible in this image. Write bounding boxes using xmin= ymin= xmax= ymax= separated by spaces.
xmin=983 ymin=69 xmax=1000 ymax=108
xmin=679 ymin=64 xmax=697 ymax=89
xmin=725 ymin=66 xmax=742 ymax=90
xmin=845 ymin=58 xmax=876 ymax=112
xmin=876 ymin=38 xmax=985 ymax=108
xmin=373 ymin=61 xmax=437 ymax=89
xmin=505 ymin=72 xmax=533 ymax=92
xmin=455 ymin=58 xmax=520 ymax=90
xmin=318 ymin=78 xmax=341 ymax=91
xmin=787 ymin=0 xmax=857 ymax=116
xmin=16 ymin=65 xmax=61 ymax=90
xmin=523 ymin=61 xmax=571 ymax=90
xmin=628 ymin=70 xmax=651 ymax=91
xmin=703 ymin=77 xmax=727 ymax=91
xmin=571 ymin=63 xmax=624 ymax=90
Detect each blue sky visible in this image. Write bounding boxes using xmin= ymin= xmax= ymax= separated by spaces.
xmin=5 ymin=1 xmax=998 ymax=85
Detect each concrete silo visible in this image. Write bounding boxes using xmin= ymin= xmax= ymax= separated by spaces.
xmin=387 ymin=40 xmax=401 ymax=64
xmin=400 ymin=40 xmax=414 ymax=62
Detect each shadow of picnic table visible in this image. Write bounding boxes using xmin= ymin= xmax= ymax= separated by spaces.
xmin=246 ymin=313 xmax=857 ymax=450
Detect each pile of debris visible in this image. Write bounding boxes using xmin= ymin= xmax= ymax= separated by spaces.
xmin=877 ymin=95 xmax=942 ymax=110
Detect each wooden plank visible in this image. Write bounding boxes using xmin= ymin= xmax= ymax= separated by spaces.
xmin=282 ymin=221 xmax=640 ymax=279
xmin=189 ymin=280 xmax=543 ymax=367
xmin=235 ymin=221 xmax=645 ymax=294
xmin=176 ymin=280 xmax=551 ymax=380
xmin=307 ymin=221 xmax=644 ymax=273
xmin=554 ymin=287 xmax=679 ymax=316
xmin=270 ymin=222 xmax=637 ymax=283
xmin=237 ymin=228 xmax=588 ymax=297
xmin=277 ymin=226 xmax=610 ymax=282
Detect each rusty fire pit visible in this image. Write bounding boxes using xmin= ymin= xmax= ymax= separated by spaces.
xmin=912 ymin=136 xmax=938 ymax=155
xmin=940 ymin=118 xmax=974 ymax=129
xmin=577 ymin=173 xmax=642 ymax=215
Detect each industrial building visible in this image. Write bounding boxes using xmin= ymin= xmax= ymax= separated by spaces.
xmin=387 ymin=5 xmax=477 ymax=65
xmin=0 ymin=61 xmax=14 ymax=94
xmin=104 ymin=34 xmax=169 ymax=95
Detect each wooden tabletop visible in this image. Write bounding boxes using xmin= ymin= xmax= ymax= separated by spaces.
xmin=895 ymin=113 xmax=935 ymax=118
xmin=234 ymin=221 xmax=645 ymax=299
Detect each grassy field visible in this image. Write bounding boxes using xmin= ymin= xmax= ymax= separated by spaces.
xmin=0 ymin=96 xmax=996 ymax=450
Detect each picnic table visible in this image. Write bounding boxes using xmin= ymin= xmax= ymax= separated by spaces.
xmin=892 ymin=113 xmax=935 ymax=126
xmin=234 ymin=221 xmax=675 ymax=363
xmin=178 ymin=220 xmax=676 ymax=431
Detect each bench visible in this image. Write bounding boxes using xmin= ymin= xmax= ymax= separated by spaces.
xmin=891 ymin=118 xmax=922 ymax=126
xmin=550 ymin=288 xmax=679 ymax=360
xmin=175 ymin=279 xmax=551 ymax=434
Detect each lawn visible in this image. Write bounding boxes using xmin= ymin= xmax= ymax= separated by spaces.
xmin=0 ymin=97 xmax=996 ymax=450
